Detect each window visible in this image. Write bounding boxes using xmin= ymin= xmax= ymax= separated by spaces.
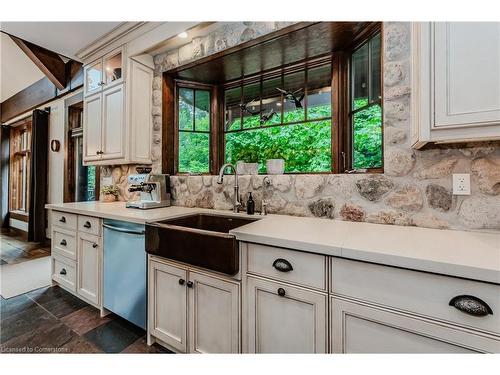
xmin=350 ymin=32 xmax=383 ymax=170
xmin=176 ymin=86 xmax=211 ymax=173
xmin=224 ymin=61 xmax=332 ymax=173
xmin=9 ymin=118 xmax=31 ymax=213
xmin=165 ymin=25 xmax=382 ymax=175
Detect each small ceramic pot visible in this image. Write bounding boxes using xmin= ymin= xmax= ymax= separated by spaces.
xmin=266 ymin=159 xmax=285 ymax=175
xmin=102 ymin=194 xmax=117 ymax=202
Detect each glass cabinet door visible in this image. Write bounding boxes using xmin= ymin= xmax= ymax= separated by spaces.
xmin=104 ymin=50 xmax=122 ymax=85
xmin=85 ymin=60 xmax=103 ymax=94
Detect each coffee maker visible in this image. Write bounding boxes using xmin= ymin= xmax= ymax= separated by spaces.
xmin=126 ymin=167 xmax=171 ymax=209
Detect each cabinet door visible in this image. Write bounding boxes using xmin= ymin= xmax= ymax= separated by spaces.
xmin=149 ymin=260 xmax=188 ymax=353
xmin=103 ymin=48 xmax=124 ymax=89
xmin=83 ymin=93 xmax=102 ymax=162
xmin=188 ymin=271 xmax=240 ymax=353
xmin=101 ymin=84 xmax=125 ymax=160
xmin=434 ymin=22 xmax=500 ymax=128
xmin=247 ymin=276 xmax=327 ymax=353
xmin=77 ymin=233 xmax=101 ymax=306
xmin=331 ymin=297 xmax=500 ymax=353
xmin=84 ymin=58 xmax=103 ymax=96
xmin=129 ymin=60 xmax=152 ymax=163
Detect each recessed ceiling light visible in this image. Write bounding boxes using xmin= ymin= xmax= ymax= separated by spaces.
xmin=178 ymin=32 xmax=188 ymax=38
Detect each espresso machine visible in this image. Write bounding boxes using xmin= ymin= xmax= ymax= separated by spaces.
xmin=126 ymin=168 xmax=171 ymax=209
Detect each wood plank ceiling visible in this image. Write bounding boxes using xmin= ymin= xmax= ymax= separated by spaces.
xmin=169 ymin=22 xmax=372 ymax=84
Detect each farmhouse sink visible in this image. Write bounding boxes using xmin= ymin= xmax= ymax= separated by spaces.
xmin=145 ymin=213 xmax=259 ymax=275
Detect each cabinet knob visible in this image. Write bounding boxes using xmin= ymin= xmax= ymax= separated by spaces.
xmin=96 ymin=150 xmax=104 ymax=155
xmin=273 ymin=258 xmax=293 ymax=273
xmin=59 ymin=239 xmax=67 ymax=246
xmin=178 ymin=278 xmax=185 ymax=285
xmin=277 ymin=288 xmax=286 ymax=297
xmin=92 ymin=243 xmax=98 ymax=248
xmin=60 ymin=268 xmax=67 ymax=275
xmin=59 ymin=216 xmax=66 ymax=223
xmin=449 ymin=295 xmax=493 ymax=316
xmin=186 ymin=281 xmax=194 ymax=288
xmin=83 ymin=221 xmax=92 ymax=228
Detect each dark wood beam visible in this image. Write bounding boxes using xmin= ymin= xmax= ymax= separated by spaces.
xmin=10 ymin=35 xmax=68 ymax=90
xmin=0 ymin=62 xmax=83 ymax=123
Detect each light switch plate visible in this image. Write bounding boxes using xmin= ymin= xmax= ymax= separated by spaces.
xmin=102 ymin=177 xmax=112 ymax=186
xmin=452 ymin=173 xmax=471 ymax=195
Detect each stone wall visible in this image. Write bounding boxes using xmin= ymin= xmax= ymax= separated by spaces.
xmin=102 ymin=22 xmax=500 ymax=232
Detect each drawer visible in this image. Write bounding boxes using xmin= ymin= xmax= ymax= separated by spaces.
xmin=246 ymin=243 xmax=327 ymax=291
xmin=51 ymin=211 xmax=77 ymax=231
xmin=52 ymin=227 xmax=77 ymax=260
xmin=331 ymin=257 xmax=500 ymax=336
xmin=78 ymin=215 xmax=101 ymax=236
xmin=52 ymin=254 xmax=76 ymax=292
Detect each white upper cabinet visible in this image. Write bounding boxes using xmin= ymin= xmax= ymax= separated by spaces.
xmin=411 ymin=22 xmax=500 ymax=148
xmin=82 ymin=45 xmax=152 ymax=165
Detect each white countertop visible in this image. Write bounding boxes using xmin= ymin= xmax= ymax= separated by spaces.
xmin=46 ymin=202 xmax=500 ymax=284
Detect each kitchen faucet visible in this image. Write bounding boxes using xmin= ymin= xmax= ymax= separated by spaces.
xmin=261 ymin=176 xmax=271 ymax=215
xmin=217 ymin=163 xmax=241 ymax=213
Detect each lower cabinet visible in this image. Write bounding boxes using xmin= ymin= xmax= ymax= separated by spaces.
xmin=331 ymin=297 xmax=500 ymax=353
xmin=77 ymin=233 xmax=102 ymax=306
xmin=246 ymin=276 xmax=327 ymax=353
xmin=149 ymin=258 xmax=240 ymax=353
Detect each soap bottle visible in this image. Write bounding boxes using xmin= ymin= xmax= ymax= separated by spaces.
xmin=246 ymin=192 xmax=255 ymax=215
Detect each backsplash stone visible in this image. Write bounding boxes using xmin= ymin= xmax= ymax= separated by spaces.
xmin=100 ymin=22 xmax=500 ymax=232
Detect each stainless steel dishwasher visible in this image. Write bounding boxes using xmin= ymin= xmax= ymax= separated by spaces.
xmin=103 ymin=219 xmax=146 ymax=329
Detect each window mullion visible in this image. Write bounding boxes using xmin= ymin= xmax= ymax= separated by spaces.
xmin=192 ymin=89 xmax=196 ymax=131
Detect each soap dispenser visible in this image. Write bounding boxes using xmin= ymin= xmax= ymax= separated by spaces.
xmin=246 ymin=192 xmax=255 ymax=215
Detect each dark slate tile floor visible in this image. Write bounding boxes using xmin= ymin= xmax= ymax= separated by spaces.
xmin=0 ymin=229 xmax=50 ymax=265
xmin=0 ymin=286 xmax=171 ymax=354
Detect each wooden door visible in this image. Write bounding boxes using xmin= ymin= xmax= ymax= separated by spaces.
xmin=188 ymin=271 xmax=240 ymax=353
xmin=434 ymin=22 xmax=500 ymax=128
xmin=101 ymin=84 xmax=125 ymax=161
xmin=149 ymin=260 xmax=188 ymax=353
xmin=331 ymin=297 xmax=500 ymax=353
xmin=246 ymin=276 xmax=327 ymax=353
xmin=83 ymin=93 xmax=102 ymax=162
xmin=77 ymin=233 xmax=101 ymax=306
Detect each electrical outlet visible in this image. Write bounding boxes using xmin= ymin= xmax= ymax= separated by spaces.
xmin=452 ymin=173 xmax=471 ymax=195
xmin=102 ymin=177 xmax=112 ymax=186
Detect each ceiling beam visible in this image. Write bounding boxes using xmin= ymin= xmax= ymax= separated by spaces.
xmin=10 ymin=35 xmax=67 ymax=90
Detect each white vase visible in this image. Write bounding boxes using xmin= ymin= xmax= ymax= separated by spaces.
xmin=266 ymin=159 xmax=285 ymax=175
xmin=236 ymin=161 xmax=259 ymax=175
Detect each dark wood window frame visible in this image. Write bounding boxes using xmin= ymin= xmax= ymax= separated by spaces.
xmin=8 ymin=117 xmax=32 ymax=215
xmin=173 ymin=81 xmax=217 ymax=175
xmin=162 ymin=23 xmax=382 ymax=176
xmin=345 ymin=27 xmax=384 ymax=173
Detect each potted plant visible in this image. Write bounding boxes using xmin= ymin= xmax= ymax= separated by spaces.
xmin=100 ymin=185 xmax=119 ymax=202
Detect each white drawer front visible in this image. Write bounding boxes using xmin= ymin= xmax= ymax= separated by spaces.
xmin=52 ymin=228 xmax=77 ymax=260
xmin=52 ymin=255 xmax=76 ymax=292
xmin=51 ymin=211 xmax=77 ymax=231
xmin=78 ymin=215 xmax=101 ymax=236
xmin=331 ymin=258 xmax=500 ymax=336
xmin=247 ymin=243 xmax=327 ymax=291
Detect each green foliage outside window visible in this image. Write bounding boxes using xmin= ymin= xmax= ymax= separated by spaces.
xmin=178 ymin=98 xmax=382 ymax=174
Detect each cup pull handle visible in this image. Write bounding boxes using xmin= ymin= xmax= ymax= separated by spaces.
xmin=60 ymin=239 xmax=67 ymax=246
xmin=60 ymin=268 xmax=67 ymax=275
xmin=83 ymin=221 xmax=92 ymax=228
xmin=59 ymin=216 xmax=66 ymax=223
xmin=273 ymin=258 xmax=293 ymax=272
xmin=449 ymin=295 xmax=493 ymax=316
